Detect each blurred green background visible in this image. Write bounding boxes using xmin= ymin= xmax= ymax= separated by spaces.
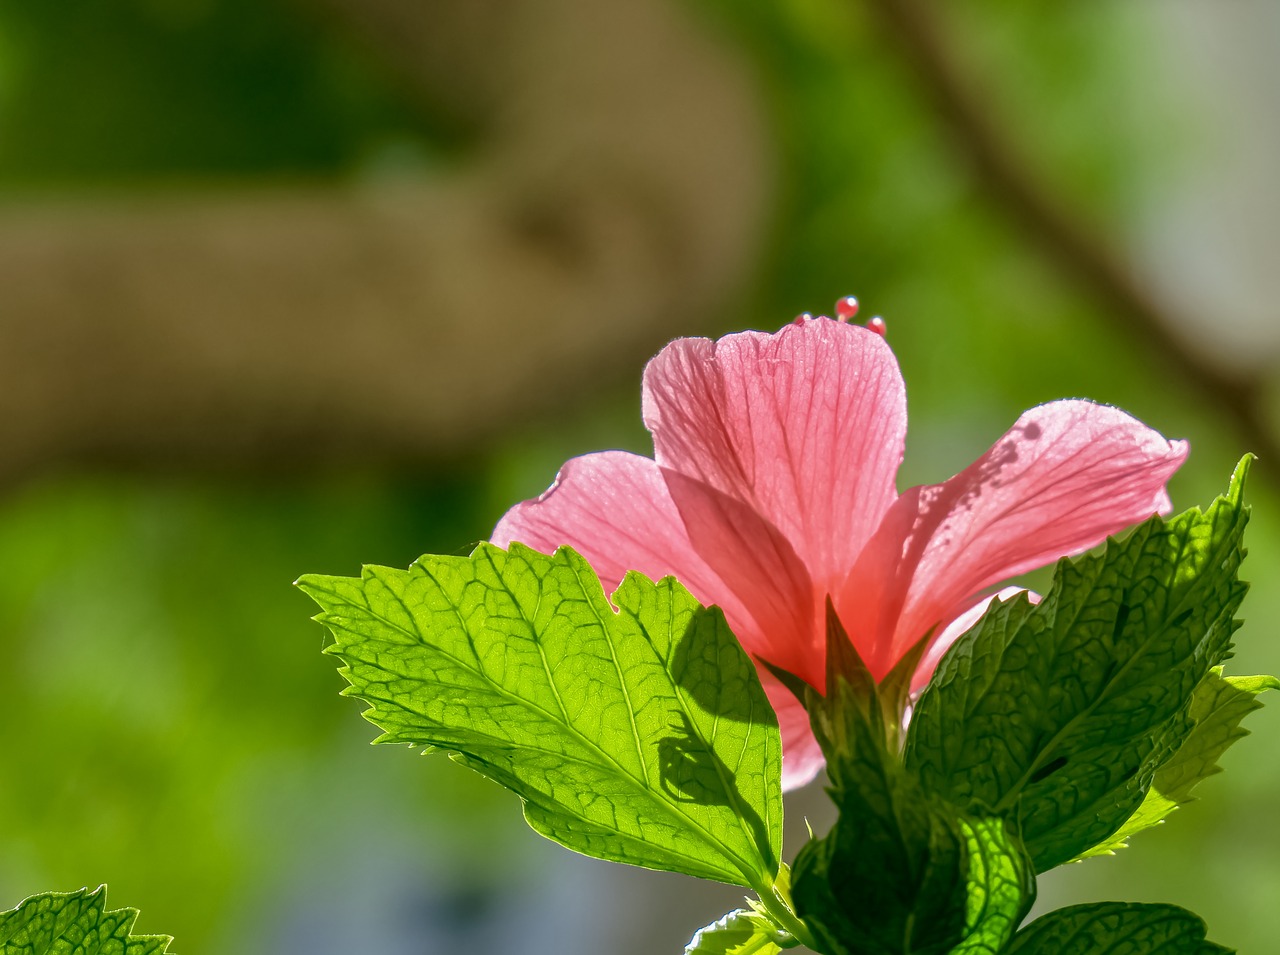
xmin=0 ymin=0 xmax=1277 ymax=952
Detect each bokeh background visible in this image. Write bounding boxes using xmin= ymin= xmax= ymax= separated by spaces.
xmin=0 ymin=0 xmax=1277 ymax=952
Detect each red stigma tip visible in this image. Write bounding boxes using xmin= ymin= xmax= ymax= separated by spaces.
xmin=866 ymin=316 xmax=887 ymax=337
xmin=835 ymin=296 xmax=860 ymax=321
xmin=792 ymin=312 xmax=814 ymax=326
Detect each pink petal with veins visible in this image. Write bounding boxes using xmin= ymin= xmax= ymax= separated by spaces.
xmin=492 ymin=451 xmax=733 ymax=609
xmin=660 ymin=469 xmax=820 ymax=683
xmin=491 ymin=449 xmax=816 ymax=684
xmin=642 ymin=318 xmax=906 ymax=591
xmin=838 ymin=400 xmax=1188 ymax=677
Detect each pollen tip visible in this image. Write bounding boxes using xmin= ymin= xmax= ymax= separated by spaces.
xmin=866 ymin=316 xmax=887 ymax=337
xmin=835 ymin=295 xmax=860 ymax=321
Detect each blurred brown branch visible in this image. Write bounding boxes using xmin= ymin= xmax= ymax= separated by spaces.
xmin=864 ymin=0 xmax=1280 ymax=473
xmin=0 ymin=0 xmax=771 ymax=483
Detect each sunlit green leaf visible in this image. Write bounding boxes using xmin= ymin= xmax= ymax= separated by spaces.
xmin=1006 ymin=901 xmax=1230 ymax=954
xmin=0 ymin=887 xmax=172 ymax=955
xmin=299 ymin=542 xmax=783 ymax=888
xmin=1078 ymin=668 xmax=1278 ymax=859
xmin=1156 ymin=671 xmax=1279 ymax=801
xmin=906 ymin=458 xmax=1250 ymax=871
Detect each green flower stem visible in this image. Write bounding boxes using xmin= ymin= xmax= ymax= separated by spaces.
xmin=752 ymin=876 xmax=817 ymax=951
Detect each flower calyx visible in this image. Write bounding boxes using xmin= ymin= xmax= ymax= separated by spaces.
xmin=761 ymin=599 xmax=928 ymax=790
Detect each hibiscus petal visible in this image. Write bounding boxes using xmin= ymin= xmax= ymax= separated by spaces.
xmin=838 ymin=400 xmax=1188 ymax=676
xmin=492 ymin=450 xmax=816 ymax=678
xmin=661 ymin=469 xmax=822 ymax=685
xmin=491 ymin=451 xmax=733 ymax=608
xmin=641 ymin=317 xmax=907 ymax=590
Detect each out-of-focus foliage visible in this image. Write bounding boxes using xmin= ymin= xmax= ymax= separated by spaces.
xmin=0 ymin=0 xmax=438 ymax=183
xmin=0 ymin=471 xmax=522 ymax=949
xmin=0 ymin=0 xmax=1276 ymax=953
xmin=695 ymin=0 xmax=1199 ymax=440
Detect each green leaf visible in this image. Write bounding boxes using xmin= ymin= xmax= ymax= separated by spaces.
xmin=1005 ymin=902 xmax=1231 ymax=954
xmin=946 ymin=815 xmax=1037 ymax=955
xmin=906 ymin=457 xmax=1251 ymax=871
xmin=791 ymin=675 xmax=1034 ymax=955
xmin=299 ymin=542 xmax=783 ymax=889
xmin=1157 ymin=670 xmax=1279 ymax=801
xmin=684 ymin=909 xmax=797 ymax=954
xmin=0 ymin=887 xmax=172 ymax=955
xmin=793 ymin=773 xmax=1034 ymax=955
xmin=1076 ymin=668 xmax=1279 ymax=859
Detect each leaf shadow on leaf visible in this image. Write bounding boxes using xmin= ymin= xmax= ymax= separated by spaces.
xmin=658 ymin=709 xmax=773 ymax=865
xmin=662 ymin=607 xmax=777 ymax=874
xmin=670 ymin=604 xmax=767 ymax=726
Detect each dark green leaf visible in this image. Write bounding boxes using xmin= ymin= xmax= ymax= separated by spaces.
xmin=791 ymin=689 xmax=1034 ymax=955
xmin=299 ymin=542 xmax=783 ymax=888
xmin=1006 ymin=902 xmax=1231 ymax=954
xmin=1077 ymin=668 xmax=1279 ymax=859
xmin=906 ymin=458 xmax=1250 ymax=871
xmin=0 ymin=887 xmax=172 ymax=955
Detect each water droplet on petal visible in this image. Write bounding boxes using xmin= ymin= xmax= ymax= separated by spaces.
xmin=866 ymin=316 xmax=887 ymax=337
xmin=835 ymin=296 xmax=860 ymax=321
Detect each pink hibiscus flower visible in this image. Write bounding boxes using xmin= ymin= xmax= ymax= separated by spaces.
xmin=492 ymin=315 xmax=1187 ymax=789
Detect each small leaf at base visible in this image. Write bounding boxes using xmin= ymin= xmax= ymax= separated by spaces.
xmin=0 ymin=887 xmax=172 ymax=955
xmin=684 ymin=909 xmax=797 ymax=954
